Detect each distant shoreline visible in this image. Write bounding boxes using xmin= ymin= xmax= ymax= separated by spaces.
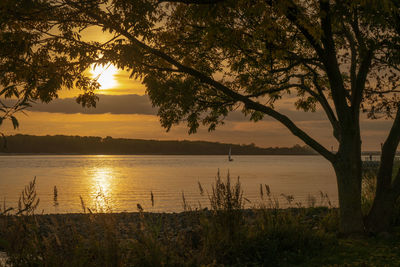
xmin=0 ymin=134 xmax=318 ymax=155
xmin=1 ymin=134 xmax=391 ymax=156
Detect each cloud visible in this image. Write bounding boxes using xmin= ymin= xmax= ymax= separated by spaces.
xmin=26 ymin=94 xmax=328 ymax=123
xmin=1 ymin=93 xmax=396 ymax=151
xmin=27 ymin=94 xmax=157 ymax=115
xmin=3 ymin=94 xmax=393 ymax=128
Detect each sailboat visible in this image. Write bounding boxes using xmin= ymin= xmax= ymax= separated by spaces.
xmin=228 ymin=147 xmax=233 ymax=162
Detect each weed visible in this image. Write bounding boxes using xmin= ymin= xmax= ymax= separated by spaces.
xmin=0 ymin=173 xmax=344 ymax=266
xmin=53 ymin=186 xmax=59 ymax=208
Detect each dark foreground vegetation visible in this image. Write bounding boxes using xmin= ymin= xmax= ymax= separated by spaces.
xmin=0 ymin=134 xmax=315 ymax=155
xmin=1 ymin=170 xmax=400 ymax=266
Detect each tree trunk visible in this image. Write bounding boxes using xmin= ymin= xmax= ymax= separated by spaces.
xmin=365 ymin=192 xmax=396 ymax=233
xmin=333 ymin=161 xmax=364 ymax=234
xmin=333 ymin=128 xmax=364 ymax=235
xmin=365 ymin=109 xmax=400 ymax=233
xmin=365 ymin=159 xmax=400 ymax=233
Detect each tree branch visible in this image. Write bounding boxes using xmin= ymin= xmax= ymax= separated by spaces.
xmin=123 ymin=32 xmax=335 ymax=162
xmin=319 ymin=0 xmax=350 ymax=122
xmin=365 ymin=89 xmax=400 ymax=94
xmin=352 ymin=49 xmax=373 ymax=112
xmin=301 ymin=64 xmax=341 ymax=140
xmin=341 ymin=22 xmax=358 ymax=97
xmin=245 ymin=84 xmax=301 ymax=98
xmin=281 ymin=0 xmax=325 ymax=58
xmin=140 ymin=62 xmax=185 ymax=73
xmin=70 ymin=1 xmax=336 ymax=162
xmin=300 ymin=83 xmax=341 ymax=141
xmin=350 ymin=9 xmax=367 ymax=53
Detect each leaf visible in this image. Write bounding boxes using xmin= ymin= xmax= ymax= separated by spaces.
xmin=0 ymin=85 xmax=15 ymax=97
xmin=0 ymin=132 xmax=6 ymax=149
xmin=10 ymin=116 xmax=19 ymax=129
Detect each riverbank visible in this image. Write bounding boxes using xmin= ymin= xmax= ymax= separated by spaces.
xmin=1 ymin=208 xmax=400 ymax=266
xmin=0 ymin=208 xmax=335 ymax=266
xmin=0 ymin=208 xmax=328 ymax=238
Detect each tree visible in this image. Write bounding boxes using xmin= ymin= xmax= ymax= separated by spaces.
xmin=2 ymin=0 xmax=400 ymax=234
xmin=0 ymin=0 xmax=99 ymax=133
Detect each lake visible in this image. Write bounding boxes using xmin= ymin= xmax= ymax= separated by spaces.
xmin=0 ymin=155 xmax=338 ymax=213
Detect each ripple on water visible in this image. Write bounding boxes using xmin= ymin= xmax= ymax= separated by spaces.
xmin=0 ymin=155 xmax=338 ymax=213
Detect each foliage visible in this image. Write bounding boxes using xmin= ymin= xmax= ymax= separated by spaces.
xmin=302 ymin=234 xmax=400 ymax=266
xmin=2 ymin=0 xmax=399 ymax=146
xmin=0 ymin=0 xmax=100 ymax=131
xmin=1 ymin=0 xmax=400 ymax=233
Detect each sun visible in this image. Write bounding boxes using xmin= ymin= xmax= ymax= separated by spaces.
xmin=91 ymin=64 xmax=118 ymax=89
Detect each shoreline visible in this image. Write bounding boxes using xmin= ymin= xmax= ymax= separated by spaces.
xmin=0 ymin=207 xmax=333 ymax=237
xmin=3 ymin=208 xmax=400 ymax=266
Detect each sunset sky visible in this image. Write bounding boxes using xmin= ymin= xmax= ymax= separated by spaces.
xmin=0 ymin=63 xmax=392 ymax=151
xmin=0 ymin=27 xmax=394 ymax=151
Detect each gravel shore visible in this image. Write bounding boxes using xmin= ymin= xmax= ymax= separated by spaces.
xmin=0 ymin=208 xmax=328 ymax=239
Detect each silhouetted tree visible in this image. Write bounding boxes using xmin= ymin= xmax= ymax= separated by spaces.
xmin=0 ymin=0 xmax=99 ymax=130
xmin=1 ymin=0 xmax=400 ymax=234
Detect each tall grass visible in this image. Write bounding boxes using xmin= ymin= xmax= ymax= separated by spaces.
xmin=361 ymin=168 xmax=378 ymax=215
xmin=0 ymin=172 xmax=339 ymax=266
xmin=361 ymin=162 xmax=400 ymax=226
xmin=199 ymin=171 xmax=248 ymax=265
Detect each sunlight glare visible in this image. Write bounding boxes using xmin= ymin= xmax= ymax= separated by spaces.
xmin=91 ymin=64 xmax=118 ymax=89
xmin=89 ymin=166 xmax=114 ymax=211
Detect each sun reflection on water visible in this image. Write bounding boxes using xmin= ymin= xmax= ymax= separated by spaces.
xmin=89 ymin=167 xmax=114 ymax=212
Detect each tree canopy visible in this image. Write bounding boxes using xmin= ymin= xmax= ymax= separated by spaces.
xmin=0 ymin=0 xmax=100 ymax=130
xmin=1 ymin=0 xmax=400 ymax=234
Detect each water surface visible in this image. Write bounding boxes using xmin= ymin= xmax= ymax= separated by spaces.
xmin=0 ymin=155 xmax=337 ymax=213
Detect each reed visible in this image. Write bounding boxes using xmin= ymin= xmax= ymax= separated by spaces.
xmin=1 ymin=171 xmax=399 ymax=266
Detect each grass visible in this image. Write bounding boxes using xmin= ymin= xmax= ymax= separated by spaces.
xmin=302 ymin=231 xmax=400 ymax=266
xmin=0 ymin=171 xmax=400 ymax=266
xmin=361 ymin=160 xmax=400 ymax=222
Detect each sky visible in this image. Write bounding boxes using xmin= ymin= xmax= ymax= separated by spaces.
xmin=0 ymin=63 xmax=394 ymax=151
xmin=0 ymin=25 xmax=395 ymax=151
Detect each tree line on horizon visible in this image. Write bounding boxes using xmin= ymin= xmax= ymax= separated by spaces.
xmin=0 ymin=134 xmax=316 ymax=155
